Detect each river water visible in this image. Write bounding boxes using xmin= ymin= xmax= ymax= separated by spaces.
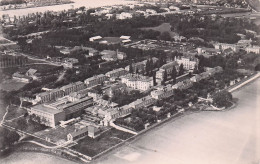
xmin=1 ymin=78 xmax=259 ymax=163
xmin=0 ymin=0 xmax=136 ymax=17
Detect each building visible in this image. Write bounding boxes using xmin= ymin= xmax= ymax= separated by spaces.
xmin=100 ymin=50 xmax=117 ymax=61
xmin=190 ymin=74 xmax=203 ymax=82
xmin=175 ymin=56 xmax=198 ymax=70
xmin=100 ymin=50 xmax=126 ymax=61
xmin=146 ymin=9 xmax=157 ymax=14
xmin=125 ymin=57 xmax=158 ymax=73
xmin=35 ymin=81 xmax=85 ymax=103
xmin=237 ymin=39 xmax=252 ymax=47
xmin=105 ymin=68 xmax=127 ymax=78
xmin=12 ymin=72 xmax=33 ymax=83
xmin=117 ymin=51 xmax=127 ymax=60
xmin=62 ymin=58 xmax=79 ymax=68
xmin=0 ymin=54 xmax=28 ymax=68
xmin=29 ymin=96 xmax=93 ymax=128
xmin=172 ymin=79 xmax=193 ymax=90
xmin=121 ymin=74 xmax=153 ymax=91
xmin=156 ymin=61 xmax=179 ymax=81
xmin=105 ymin=83 xmax=127 ymax=97
xmin=60 ymin=81 xmax=85 ymax=95
xmin=94 ymin=99 xmax=119 ymax=108
xmin=84 ymin=74 xmax=108 ymax=87
xmin=116 ymin=12 xmax=133 ymax=20
xmin=28 ymin=104 xmax=66 ymax=128
xmin=88 ymin=125 xmax=101 ymax=138
xmin=150 ymin=84 xmax=174 ymax=99
xmin=198 ymin=47 xmax=221 ymax=56
xmin=190 ymin=66 xmax=223 ymax=83
xmin=89 ymin=36 xmax=102 ymax=42
xmin=60 ymin=97 xmax=93 ymax=120
xmin=129 ymin=95 xmax=156 ymax=109
xmin=214 ymin=43 xmax=239 ymax=52
xmin=104 ymin=105 xmax=133 ymax=122
xmin=67 ymin=126 xmax=88 ymax=141
xmin=245 ymin=46 xmax=260 ymax=54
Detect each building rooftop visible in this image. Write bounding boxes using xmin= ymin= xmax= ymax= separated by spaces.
xmin=31 ymin=103 xmax=64 ymax=115
xmin=160 ymin=61 xmax=178 ymax=70
xmin=122 ymin=74 xmax=152 ymax=82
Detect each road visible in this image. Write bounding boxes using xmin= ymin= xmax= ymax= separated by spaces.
xmin=19 ymin=52 xmax=62 ymax=66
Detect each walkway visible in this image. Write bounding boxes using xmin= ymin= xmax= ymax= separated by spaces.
xmin=228 ymin=72 xmax=260 ymax=92
xmin=21 ymin=140 xmax=72 ymax=149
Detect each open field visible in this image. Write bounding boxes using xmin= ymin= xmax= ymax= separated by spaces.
xmin=140 ymin=23 xmax=178 ymax=37
xmin=71 ymin=128 xmax=133 ymax=157
xmin=0 ymin=79 xmax=26 ymax=91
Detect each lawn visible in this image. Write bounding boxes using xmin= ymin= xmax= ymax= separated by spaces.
xmin=5 ymin=105 xmax=27 ymax=120
xmin=0 ymin=79 xmax=26 ymax=91
xmin=71 ymin=128 xmax=134 ymax=157
xmin=140 ymin=23 xmax=178 ymax=37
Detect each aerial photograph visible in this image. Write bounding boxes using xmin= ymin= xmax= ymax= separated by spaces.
xmin=0 ymin=0 xmax=260 ymax=164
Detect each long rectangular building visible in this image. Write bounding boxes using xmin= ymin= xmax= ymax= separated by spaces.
xmin=121 ymin=74 xmax=153 ymax=91
xmin=35 ymin=81 xmax=85 ymax=103
xmin=29 ymin=96 xmax=93 ymax=128
xmin=84 ymin=74 xmax=108 ymax=87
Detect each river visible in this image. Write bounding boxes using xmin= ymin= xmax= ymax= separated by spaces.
xmin=1 ymin=78 xmax=259 ymax=163
xmin=0 ymin=0 xmax=136 ymax=17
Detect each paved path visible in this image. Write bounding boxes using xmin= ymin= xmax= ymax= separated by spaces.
xmin=21 ymin=140 xmax=72 ymax=149
xmin=228 ymin=72 xmax=260 ymax=92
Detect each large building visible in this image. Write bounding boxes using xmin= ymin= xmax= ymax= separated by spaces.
xmin=125 ymin=57 xmax=158 ymax=73
xmin=116 ymin=12 xmax=133 ymax=20
xmin=129 ymin=95 xmax=156 ymax=109
xmin=84 ymin=74 xmax=108 ymax=87
xmin=0 ymin=54 xmax=28 ymax=68
xmin=105 ymin=105 xmax=133 ymax=121
xmin=100 ymin=50 xmax=126 ymax=61
xmin=150 ymin=84 xmax=174 ymax=99
xmin=175 ymin=56 xmax=198 ymax=70
xmin=214 ymin=43 xmax=239 ymax=52
xmin=121 ymin=74 xmax=153 ymax=91
xmin=105 ymin=68 xmax=127 ymax=78
xmin=100 ymin=50 xmax=118 ymax=61
xmin=156 ymin=61 xmax=179 ymax=81
xmin=245 ymin=46 xmax=260 ymax=54
xmin=35 ymin=81 xmax=85 ymax=103
xmin=190 ymin=66 xmax=223 ymax=83
xmin=28 ymin=96 xmax=93 ymax=128
xmin=198 ymin=47 xmax=222 ymax=56
xmin=172 ymin=79 xmax=193 ymax=90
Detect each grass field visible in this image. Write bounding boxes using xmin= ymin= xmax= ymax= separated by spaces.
xmin=71 ymin=128 xmax=134 ymax=157
xmin=140 ymin=23 xmax=178 ymax=37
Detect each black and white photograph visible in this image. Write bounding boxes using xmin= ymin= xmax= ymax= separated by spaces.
xmin=0 ymin=0 xmax=260 ymax=164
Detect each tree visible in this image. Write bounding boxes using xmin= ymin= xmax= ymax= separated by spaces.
xmin=153 ymin=71 xmax=157 ymax=86
xmin=212 ymin=91 xmax=233 ymax=108
xmin=145 ymin=59 xmax=151 ymax=76
xmin=162 ymin=70 xmax=167 ymax=85
xmin=159 ymin=31 xmax=171 ymax=41
xmin=16 ymin=119 xmax=27 ymax=130
xmin=179 ymin=63 xmax=184 ymax=76
xmin=255 ymin=64 xmax=260 ymax=71
xmin=171 ymin=66 xmax=177 ymax=84
xmin=135 ymin=67 xmax=139 ymax=74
